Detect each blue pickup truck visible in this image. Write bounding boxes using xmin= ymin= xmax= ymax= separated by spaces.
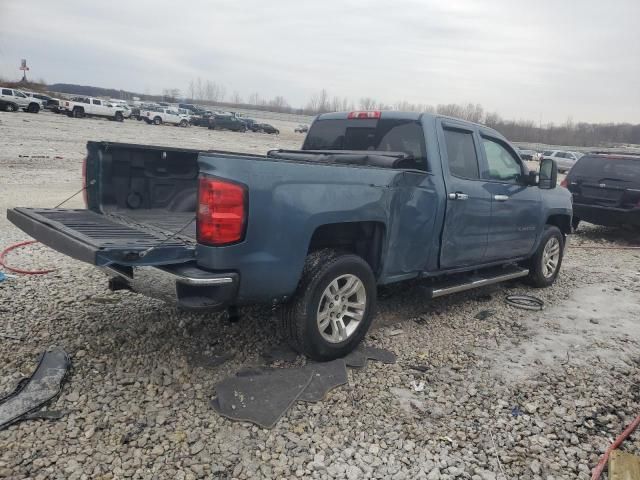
xmin=8 ymin=111 xmax=572 ymax=360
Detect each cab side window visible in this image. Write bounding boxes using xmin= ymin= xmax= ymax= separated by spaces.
xmin=443 ymin=128 xmax=480 ymax=179
xmin=2 ymin=89 xmax=12 ymax=95
xmin=482 ymin=137 xmax=523 ymax=183
xmin=92 ymin=99 xmax=101 ymax=105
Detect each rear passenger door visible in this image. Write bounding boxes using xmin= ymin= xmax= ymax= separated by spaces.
xmin=479 ymin=134 xmax=541 ymax=260
xmin=438 ymin=121 xmax=491 ymax=268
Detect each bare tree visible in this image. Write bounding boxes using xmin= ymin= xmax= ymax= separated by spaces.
xmin=248 ymin=92 xmax=261 ymax=105
xmin=359 ymin=97 xmax=377 ymax=110
xmin=231 ymin=91 xmax=243 ymax=105
xmin=188 ymin=80 xmax=195 ymax=101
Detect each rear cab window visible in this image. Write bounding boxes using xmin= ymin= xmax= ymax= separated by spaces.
xmin=303 ymin=117 xmax=427 ymax=171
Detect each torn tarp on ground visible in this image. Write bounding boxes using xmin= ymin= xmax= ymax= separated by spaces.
xmin=0 ymin=347 xmax=70 ymax=430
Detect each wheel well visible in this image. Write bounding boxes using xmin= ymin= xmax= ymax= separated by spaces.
xmin=307 ymin=221 xmax=385 ymax=276
xmin=546 ymin=214 xmax=571 ymax=235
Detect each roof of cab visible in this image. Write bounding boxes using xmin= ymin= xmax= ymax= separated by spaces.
xmin=314 ymin=111 xmax=505 ymax=140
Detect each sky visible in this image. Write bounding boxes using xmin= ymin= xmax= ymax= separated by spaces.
xmin=1 ymin=0 xmax=639 ymax=124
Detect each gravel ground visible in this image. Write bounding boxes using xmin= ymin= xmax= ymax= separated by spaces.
xmin=0 ymin=110 xmax=639 ymax=480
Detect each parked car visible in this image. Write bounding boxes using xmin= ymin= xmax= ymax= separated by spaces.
xmin=295 ymin=124 xmax=309 ymax=133
xmin=142 ymin=107 xmax=190 ymax=127
xmin=190 ymin=109 xmax=214 ymax=127
xmin=59 ymin=97 xmax=125 ymax=121
xmin=255 ymin=123 xmax=279 ymax=134
xmin=541 ymin=150 xmax=583 ymax=173
xmin=238 ymin=117 xmax=258 ymax=130
xmin=208 ymin=114 xmax=247 ymax=132
xmin=7 ymin=111 xmax=571 ymax=360
xmin=561 ymin=153 xmax=640 ymax=230
xmin=0 ymin=88 xmax=43 ymax=113
xmin=517 ymin=148 xmax=537 ymax=161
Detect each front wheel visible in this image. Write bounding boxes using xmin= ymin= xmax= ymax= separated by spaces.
xmin=27 ymin=103 xmax=40 ymax=113
xmin=179 ymin=119 xmax=188 ymax=127
xmin=153 ymin=117 xmax=162 ymax=125
xmin=525 ymin=225 xmax=564 ymax=288
xmin=115 ymin=112 xmax=124 ymax=122
xmin=280 ymin=249 xmax=376 ymax=361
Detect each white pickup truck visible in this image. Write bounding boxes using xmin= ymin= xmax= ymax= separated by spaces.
xmin=59 ymin=97 xmax=125 ymax=121
xmin=141 ymin=107 xmax=190 ymax=127
xmin=0 ymin=87 xmax=43 ymax=113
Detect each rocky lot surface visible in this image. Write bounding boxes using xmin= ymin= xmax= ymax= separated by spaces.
xmin=0 ymin=110 xmax=639 ymax=479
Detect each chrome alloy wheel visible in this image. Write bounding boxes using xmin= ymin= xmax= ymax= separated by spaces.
xmin=316 ymin=274 xmax=367 ymax=343
xmin=542 ymin=236 xmax=561 ymax=278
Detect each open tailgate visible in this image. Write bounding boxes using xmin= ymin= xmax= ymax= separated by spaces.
xmin=7 ymin=208 xmax=195 ymax=267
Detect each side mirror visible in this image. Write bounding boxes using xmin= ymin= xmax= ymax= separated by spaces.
xmin=539 ymin=158 xmax=558 ymax=189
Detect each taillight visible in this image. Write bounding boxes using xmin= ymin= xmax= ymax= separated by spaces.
xmin=560 ymin=178 xmax=568 ymax=188
xmin=197 ymin=177 xmax=247 ymax=245
xmin=347 ymin=111 xmax=381 ymax=119
xmin=82 ymin=156 xmax=88 ymax=207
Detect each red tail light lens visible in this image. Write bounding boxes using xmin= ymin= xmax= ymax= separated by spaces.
xmin=197 ymin=177 xmax=247 ymax=245
xmin=348 ymin=111 xmax=381 ymax=119
xmin=560 ymin=178 xmax=568 ymax=188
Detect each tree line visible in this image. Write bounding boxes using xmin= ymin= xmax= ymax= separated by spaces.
xmin=177 ymin=82 xmax=639 ymax=147
xmin=5 ymin=75 xmax=637 ymax=148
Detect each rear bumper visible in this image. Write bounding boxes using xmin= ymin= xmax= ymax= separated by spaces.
xmin=573 ymin=204 xmax=640 ymax=227
xmin=104 ymin=262 xmax=239 ymax=312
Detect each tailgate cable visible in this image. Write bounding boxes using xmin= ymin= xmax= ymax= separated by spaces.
xmin=138 ymin=217 xmax=195 ymax=258
xmin=1 ymin=180 xmax=96 ymax=275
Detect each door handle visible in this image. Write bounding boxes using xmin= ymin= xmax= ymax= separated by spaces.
xmin=448 ymin=192 xmax=469 ymax=201
xmin=494 ymin=195 xmax=509 ymax=202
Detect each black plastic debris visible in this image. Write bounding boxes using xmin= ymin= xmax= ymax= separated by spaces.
xmin=211 ymin=367 xmax=313 ymax=429
xmin=298 ymin=359 xmax=348 ymax=403
xmin=211 ymin=346 xmax=396 ymax=428
xmin=0 ymin=347 xmax=70 ymax=430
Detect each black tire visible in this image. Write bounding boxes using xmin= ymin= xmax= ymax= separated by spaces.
xmin=153 ymin=117 xmax=162 ymax=125
xmin=115 ymin=112 xmax=124 ymax=122
xmin=179 ymin=119 xmax=188 ymax=127
xmin=525 ymin=225 xmax=564 ymax=288
xmin=5 ymin=103 xmax=17 ymax=112
xmin=73 ymin=107 xmax=84 ymax=118
xmin=280 ymin=249 xmax=377 ymax=361
xmin=27 ymin=103 xmax=40 ymax=113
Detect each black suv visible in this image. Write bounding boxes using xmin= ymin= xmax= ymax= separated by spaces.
xmin=562 ymin=153 xmax=640 ymax=230
xmin=208 ymin=114 xmax=247 ymax=132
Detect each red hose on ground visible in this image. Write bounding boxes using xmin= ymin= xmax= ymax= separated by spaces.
xmin=591 ymin=414 xmax=640 ymax=480
xmin=0 ymin=240 xmax=56 ymax=275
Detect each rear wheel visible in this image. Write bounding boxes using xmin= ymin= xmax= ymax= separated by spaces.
xmin=153 ymin=117 xmax=162 ymax=125
xmin=5 ymin=103 xmax=17 ymax=112
xmin=526 ymin=225 xmax=564 ymax=288
xmin=280 ymin=249 xmax=376 ymax=361
xmin=73 ymin=107 xmax=84 ymax=118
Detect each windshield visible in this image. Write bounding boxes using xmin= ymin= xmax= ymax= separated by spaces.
xmin=571 ymin=156 xmax=640 ymax=183
xmin=303 ymin=118 xmax=427 ymax=170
